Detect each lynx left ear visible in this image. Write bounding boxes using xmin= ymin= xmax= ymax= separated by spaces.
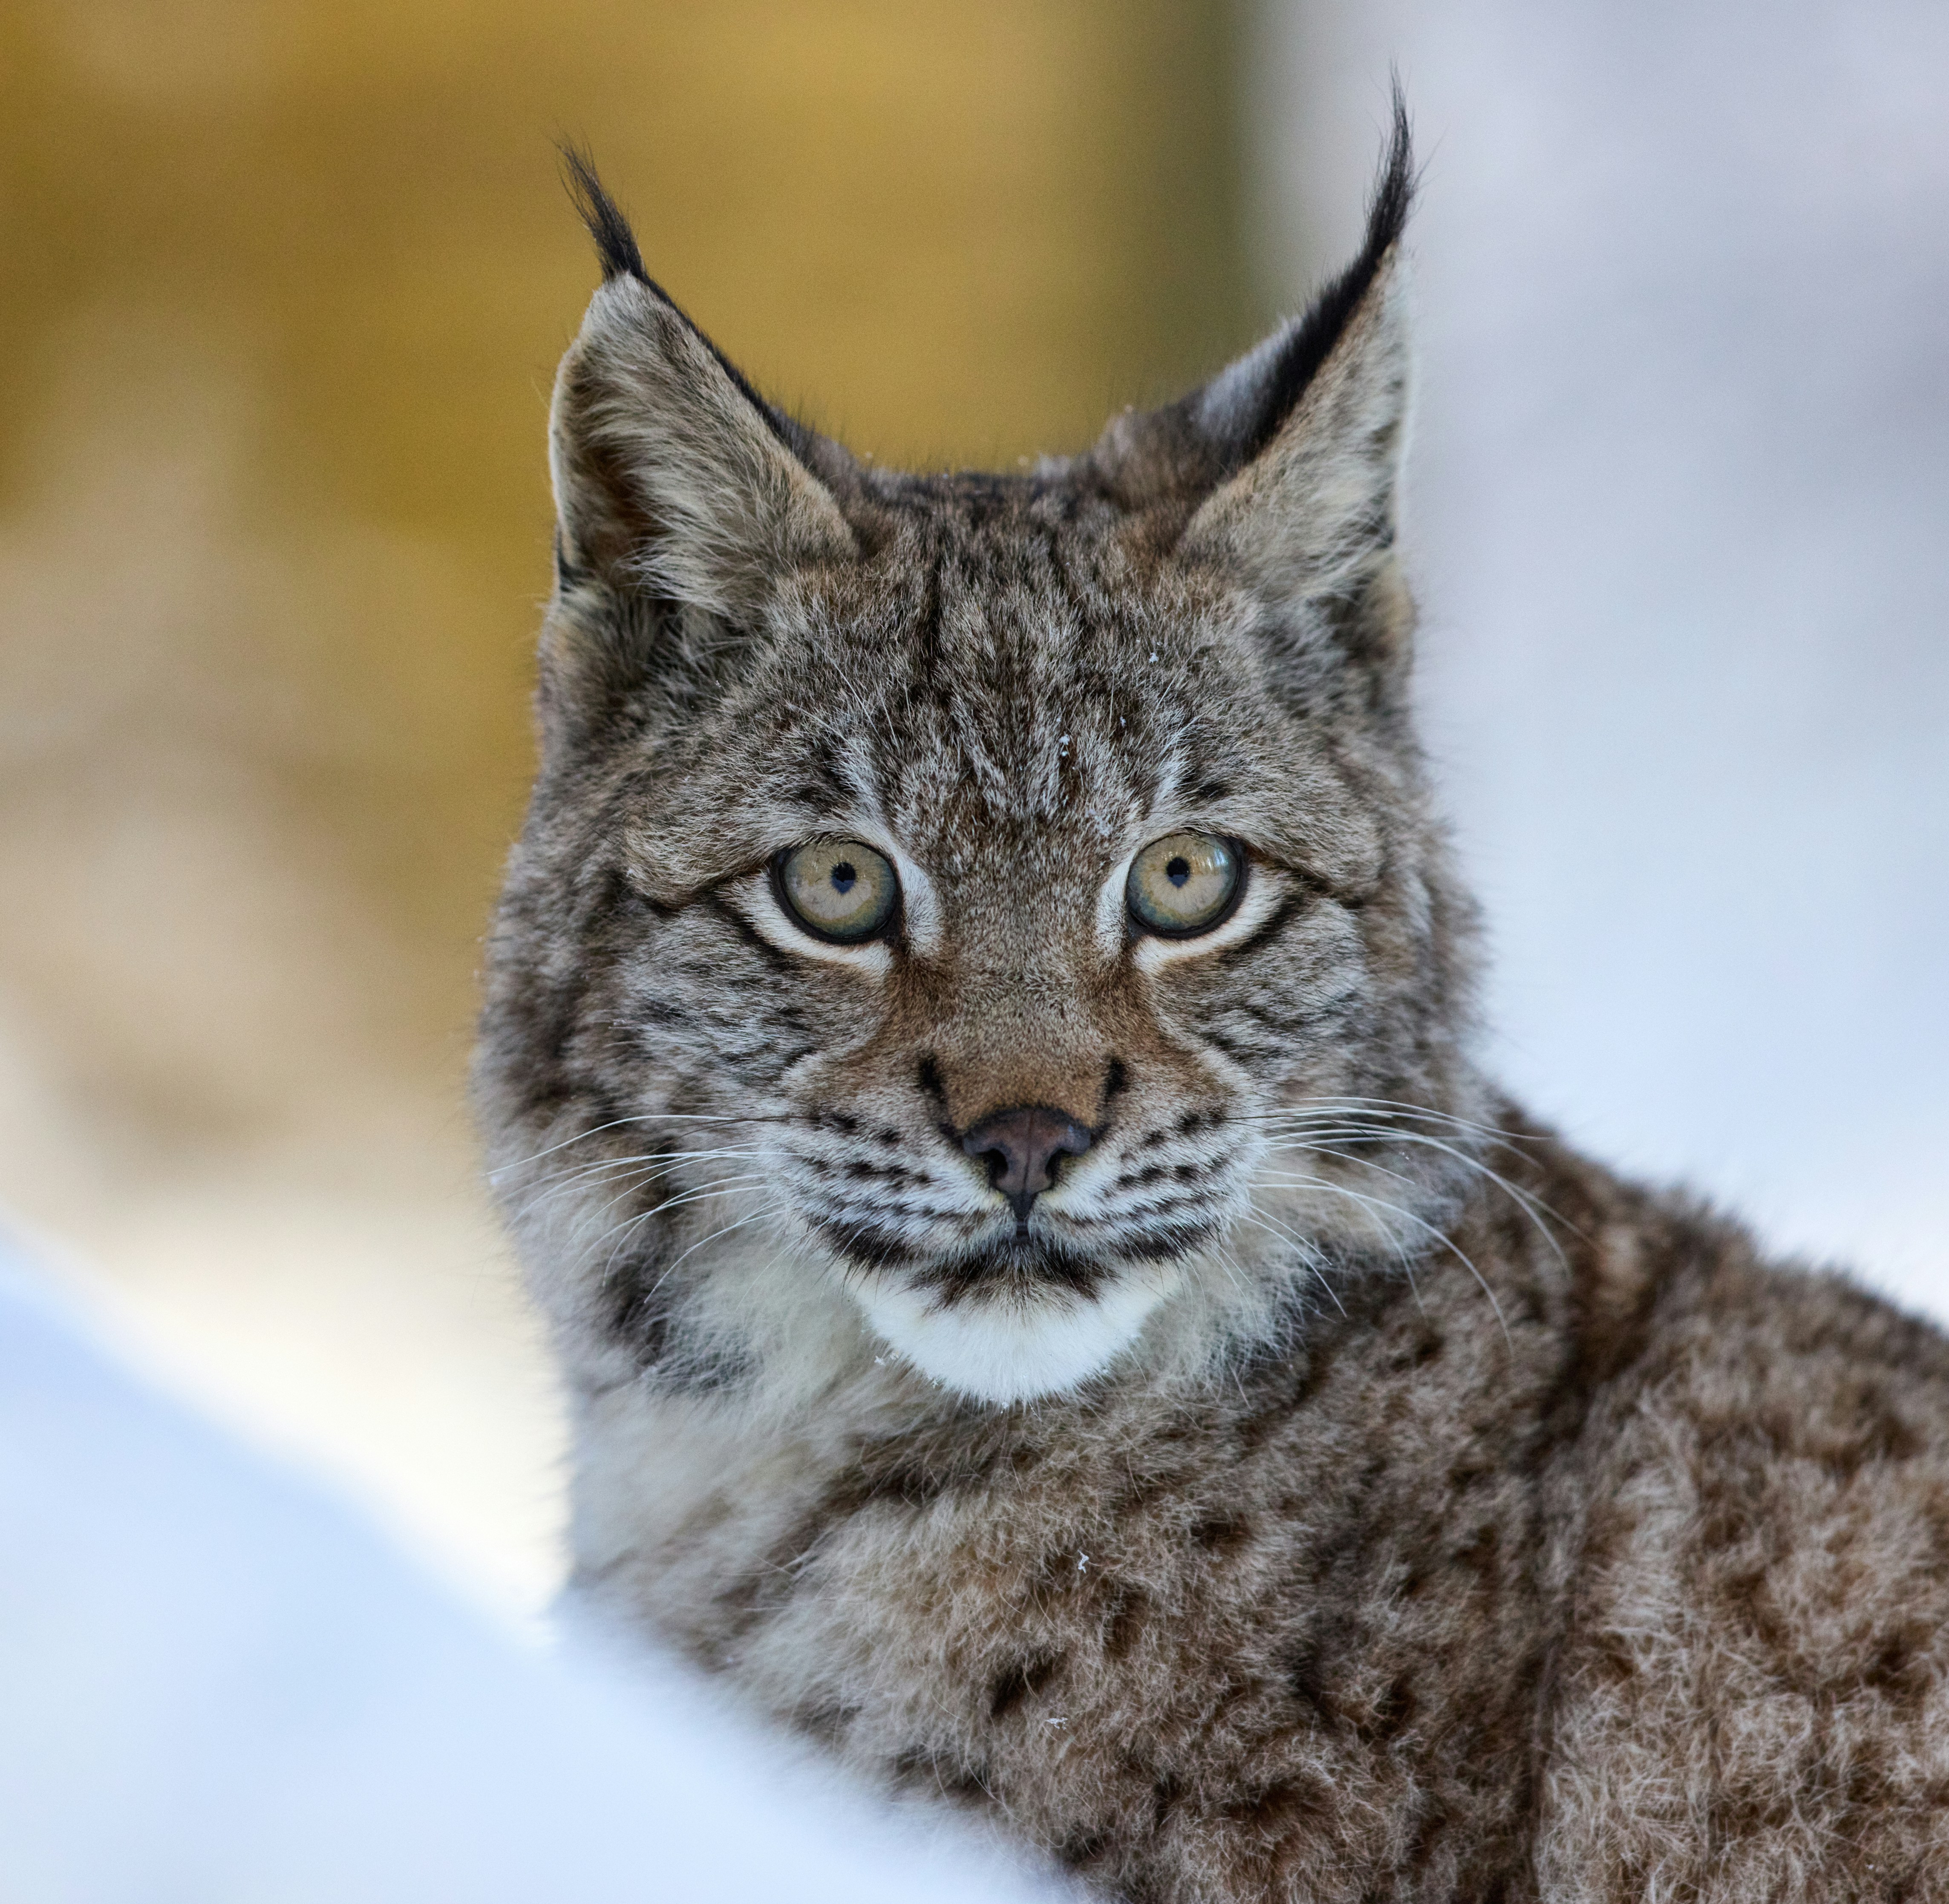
xmin=547 ymin=151 xmax=857 ymax=625
xmin=1098 ymin=100 xmax=1415 ymax=664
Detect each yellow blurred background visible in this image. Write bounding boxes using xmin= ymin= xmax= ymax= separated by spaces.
xmin=0 ymin=0 xmax=1267 ymax=1618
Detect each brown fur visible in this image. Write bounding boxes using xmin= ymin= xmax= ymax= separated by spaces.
xmin=476 ymin=120 xmax=1949 ymax=1897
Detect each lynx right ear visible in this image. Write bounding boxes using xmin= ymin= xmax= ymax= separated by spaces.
xmin=546 ymin=155 xmax=856 ymax=628
xmin=1093 ymin=98 xmax=1415 ymax=675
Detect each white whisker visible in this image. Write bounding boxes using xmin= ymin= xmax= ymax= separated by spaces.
xmin=512 ymin=1147 xmax=766 ymax=1221
xmin=1258 ymin=1125 xmax=1574 ymax=1270
xmin=1290 ymin=1175 xmax=1511 ymax=1348
xmin=1235 ymin=1209 xmax=1349 ymax=1318
xmin=491 ymin=1112 xmax=787 ymax=1177
xmin=578 ymin=1175 xmax=775 ymax=1279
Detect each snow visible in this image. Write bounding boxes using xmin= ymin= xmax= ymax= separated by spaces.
xmin=0 ymin=1238 xmax=1059 ymax=1904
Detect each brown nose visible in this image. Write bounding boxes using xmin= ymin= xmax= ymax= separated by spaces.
xmin=961 ymin=1105 xmax=1093 ymax=1228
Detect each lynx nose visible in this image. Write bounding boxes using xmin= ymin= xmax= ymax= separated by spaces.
xmin=961 ymin=1106 xmax=1093 ymax=1228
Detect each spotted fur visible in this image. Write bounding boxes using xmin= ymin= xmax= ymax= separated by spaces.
xmin=476 ymin=112 xmax=1949 ymax=1897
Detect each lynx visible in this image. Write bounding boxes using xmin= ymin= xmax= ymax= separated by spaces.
xmin=475 ymin=114 xmax=1949 ymax=1900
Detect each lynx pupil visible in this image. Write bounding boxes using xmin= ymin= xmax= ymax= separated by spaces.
xmin=1167 ymin=856 xmax=1190 ymax=885
xmin=831 ymin=862 xmax=856 ymax=893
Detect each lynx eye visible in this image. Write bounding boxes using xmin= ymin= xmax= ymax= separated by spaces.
xmin=1126 ymin=832 xmax=1242 ymax=937
xmin=776 ymin=839 xmax=900 ymax=944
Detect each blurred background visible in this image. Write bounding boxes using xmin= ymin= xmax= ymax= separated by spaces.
xmin=1 ymin=0 xmax=1943 ymax=1622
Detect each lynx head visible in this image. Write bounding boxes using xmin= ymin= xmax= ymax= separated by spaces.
xmin=476 ymin=108 xmax=1485 ymax=1407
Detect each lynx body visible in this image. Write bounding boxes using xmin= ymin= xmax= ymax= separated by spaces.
xmin=476 ymin=124 xmax=1949 ymax=1899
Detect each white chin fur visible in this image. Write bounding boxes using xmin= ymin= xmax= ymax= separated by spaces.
xmin=856 ymin=1270 xmax=1175 ymax=1404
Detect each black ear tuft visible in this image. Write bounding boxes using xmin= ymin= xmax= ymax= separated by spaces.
xmin=559 ymin=143 xmax=647 ymax=285
xmin=552 ymin=145 xmax=819 ymax=461
xmin=1235 ymin=82 xmax=1414 ymax=467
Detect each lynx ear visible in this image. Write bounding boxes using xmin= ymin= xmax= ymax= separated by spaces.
xmin=547 ymin=154 xmax=856 ymax=625
xmin=1096 ymin=101 xmax=1414 ymax=669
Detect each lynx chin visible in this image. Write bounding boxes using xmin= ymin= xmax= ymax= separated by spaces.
xmin=476 ymin=106 xmax=1949 ymax=1901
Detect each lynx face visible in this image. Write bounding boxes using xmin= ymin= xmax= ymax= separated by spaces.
xmin=477 ymin=129 xmax=1482 ymax=1403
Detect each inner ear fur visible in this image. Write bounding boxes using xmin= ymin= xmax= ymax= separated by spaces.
xmin=550 ymin=275 xmax=858 ymax=622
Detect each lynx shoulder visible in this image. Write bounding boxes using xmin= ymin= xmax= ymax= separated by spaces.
xmin=475 ymin=117 xmax=1949 ymax=1900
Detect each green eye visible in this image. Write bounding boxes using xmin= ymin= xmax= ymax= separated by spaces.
xmin=1126 ymin=832 xmax=1242 ymax=937
xmin=776 ymin=839 xmax=900 ymax=943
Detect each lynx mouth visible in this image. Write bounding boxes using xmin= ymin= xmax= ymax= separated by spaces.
xmin=850 ymin=1237 xmax=1185 ymax=1403
xmin=913 ymin=1234 xmax=1111 ymax=1302
xmin=813 ymin=1216 xmax=1215 ymax=1304
xmin=819 ymin=1215 xmax=1207 ymax=1402
xmin=808 ymin=1219 xmax=1114 ymax=1297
